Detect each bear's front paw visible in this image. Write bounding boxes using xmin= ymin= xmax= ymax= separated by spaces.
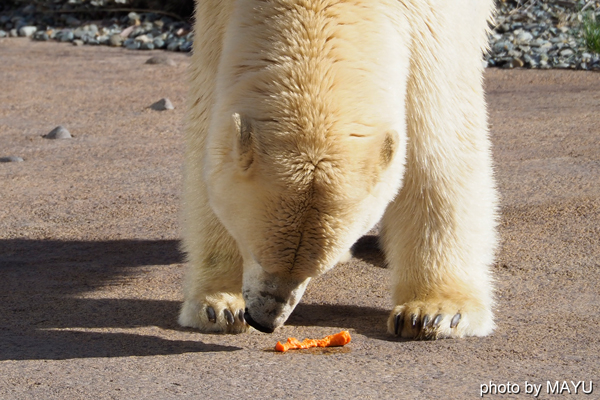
xmin=387 ymin=299 xmax=494 ymax=340
xmin=179 ymin=293 xmax=248 ymax=334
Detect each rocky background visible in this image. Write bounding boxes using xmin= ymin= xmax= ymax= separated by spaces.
xmin=1 ymin=0 xmax=600 ymax=69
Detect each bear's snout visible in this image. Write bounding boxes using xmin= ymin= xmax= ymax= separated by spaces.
xmin=244 ymin=309 xmax=275 ymax=333
xmin=242 ymin=288 xmax=295 ymax=333
xmin=242 ymin=270 xmax=311 ymax=333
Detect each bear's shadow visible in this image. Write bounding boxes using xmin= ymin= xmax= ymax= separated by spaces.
xmin=0 ymin=238 xmax=242 ymax=361
xmin=1 ymin=236 xmax=396 ymax=360
xmin=350 ymin=234 xmax=386 ymax=267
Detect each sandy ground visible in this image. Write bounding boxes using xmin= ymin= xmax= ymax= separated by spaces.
xmin=0 ymin=38 xmax=599 ymax=399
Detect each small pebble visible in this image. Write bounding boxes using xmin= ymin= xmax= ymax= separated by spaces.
xmin=72 ymin=39 xmax=84 ymax=46
xmin=44 ymin=126 xmax=72 ymax=139
xmin=150 ymin=98 xmax=174 ymax=111
xmin=145 ymin=55 xmax=176 ymax=66
xmin=0 ymin=156 xmax=24 ymax=163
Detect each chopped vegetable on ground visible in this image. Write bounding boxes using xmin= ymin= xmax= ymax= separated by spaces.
xmin=275 ymin=330 xmax=351 ymax=352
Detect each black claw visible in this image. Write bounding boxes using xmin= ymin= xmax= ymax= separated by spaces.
xmin=206 ymin=306 xmax=216 ymax=323
xmin=224 ymin=309 xmax=235 ymax=325
xmin=411 ymin=314 xmax=418 ymax=330
xmin=394 ymin=313 xmax=404 ymax=335
xmin=237 ymin=309 xmax=245 ymax=324
xmin=450 ymin=313 xmax=461 ymax=328
xmin=422 ymin=315 xmax=431 ymax=328
xmin=433 ymin=314 xmax=443 ymax=327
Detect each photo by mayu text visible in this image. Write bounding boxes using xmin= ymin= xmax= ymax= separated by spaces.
xmin=480 ymin=380 xmax=593 ymax=397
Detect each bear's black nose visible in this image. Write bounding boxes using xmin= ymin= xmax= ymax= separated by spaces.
xmin=244 ymin=309 xmax=275 ymax=333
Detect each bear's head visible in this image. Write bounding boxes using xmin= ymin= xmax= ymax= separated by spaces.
xmin=203 ymin=103 xmax=406 ymax=332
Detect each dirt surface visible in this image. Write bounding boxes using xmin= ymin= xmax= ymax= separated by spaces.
xmin=1 ymin=38 xmax=599 ymax=399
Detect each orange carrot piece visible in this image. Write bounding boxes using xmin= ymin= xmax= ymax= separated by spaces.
xmin=275 ymin=330 xmax=351 ymax=352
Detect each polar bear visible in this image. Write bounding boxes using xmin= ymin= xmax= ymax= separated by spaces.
xmin=179 ymin=0 xmax=497 ymax=339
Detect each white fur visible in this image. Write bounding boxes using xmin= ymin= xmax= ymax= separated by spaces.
xmin=180 ymin=0 xmax=497 ymax=338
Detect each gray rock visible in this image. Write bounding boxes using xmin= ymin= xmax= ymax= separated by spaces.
xmin=131 ymin=26 xmax=146 ymax=38
xmin=508 ymin=49 xmax=523 ymax=59
xmin=9 ymin=29 xmax=18 ymax=38
xmin=0 ymin=30 xmax=7 ymax=38
xmin=33 ymin=31 xmax=49 ymax=41
xmin=559 ymin=48 xmax=574 ymax=57
xmin=522 ymin=54 xmax=537 ymax=67
xmin=145 ymin=55 xmax=176 ymax=66
xmin=140 ymin=42 xmax=155 ymax=50
xmin=142 ymin=22 xmax=154 ymax=31
xmin=493 ymin=41 xmax=514 ymax=53
xmin=44 ymin=126 xmax=72 ymax=139
xmin=0 ymin=156 xmax=24 ymax=163
xmin=124 ymin=39 xmax=140 ymax=50
xmin=57 ymin=30 xmax=74 ymax=42
xmin=166 ymin=41 xmax=181 ymax=51
xmin=86 ymin=24 xmax=99 ymax=34
xmin=180 ymin=41 xmax=193 ymax=52
xmin=18 ymin=26 xmax=37 ymax=38
xmin=516 ymin=31 xmax=533 ymax=43
xmin=538 ymin=42 xmax=553 ymax=53
xmin=150 ymin=98 xmax=174 ymax=111
xmin=134 ymin=34 xmax=151 ymax=44
xmin=72 ymin=39 xmax=84 ymax=46
xmin=108 ymin=34 xmax=123 ymax=47
xmin=152 ymin=38 xmax=165 ymax=49
xmin=128 ymin=12 xmax=141 ymax=24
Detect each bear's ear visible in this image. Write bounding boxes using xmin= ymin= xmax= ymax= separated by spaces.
xmin=232 ymin=113 xmax=254 ymax=171
xmin=380 ymin=130 xmax=399 ymax=167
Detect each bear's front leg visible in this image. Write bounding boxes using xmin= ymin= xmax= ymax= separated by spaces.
xmin=380 ymin=155 xmax=498 ymax=340
xmin=380 ymin=0 xmax=497 ymax=339
xmin=380 ymin=31 xmax=497 ymax=339
xmin=179 ymin=203 xmax=248 ymax=334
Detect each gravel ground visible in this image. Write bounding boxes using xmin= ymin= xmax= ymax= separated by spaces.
xmin=1 ymin=0 xmax=600 ymax=69
xmin=1 ymin=36 xmax=599 ymax=398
